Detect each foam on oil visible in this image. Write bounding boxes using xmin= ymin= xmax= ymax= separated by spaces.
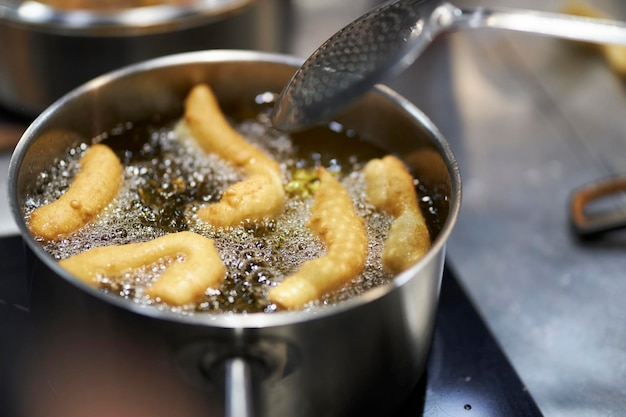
xmin=24 ymin=110 xmax=442 ymax=314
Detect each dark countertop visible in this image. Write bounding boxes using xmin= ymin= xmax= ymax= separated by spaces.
xmin=2 ymin=0 xmax=626 ymax=415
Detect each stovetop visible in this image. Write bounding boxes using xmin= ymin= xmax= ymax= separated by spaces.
xmin=396 ymin=264 xmax=543 ymax=417
xmin=0 ymin=234 xmax=543 ymax=417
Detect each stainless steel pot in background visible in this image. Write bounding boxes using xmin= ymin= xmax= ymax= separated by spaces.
xmin=8 ymin=50 xmax=461 ymax=417
xmin=0 ymin=0 xmax=290 ymax=116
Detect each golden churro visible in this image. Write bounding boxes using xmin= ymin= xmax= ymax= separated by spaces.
xmin=268 ymin=167 xmax=368 ymax=310
xmin=183 ymin=84 xmax=285 ymax=227
xmin=29 ymin=143 xmax=123 ymax=241
xmin=364 ymin=155 xmax=430 ymax=274
xmin=59 ymin=231 xmax=226 ymax=306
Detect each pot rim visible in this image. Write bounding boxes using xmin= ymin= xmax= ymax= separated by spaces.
xmin=0 ymin=0 xmax=255 ymax=36
xmin=8 ymin=49 xmax=462 ymax=329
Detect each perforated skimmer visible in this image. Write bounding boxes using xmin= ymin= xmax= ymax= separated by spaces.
xmin=272 ymin=0 xmax=626 ymax=132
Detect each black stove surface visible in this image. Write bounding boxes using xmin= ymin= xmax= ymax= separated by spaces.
xmin=0 ymin=235 xmax=543 ymax=417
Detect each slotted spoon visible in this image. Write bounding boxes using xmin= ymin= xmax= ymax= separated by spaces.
xmin=272 ymin=0 xmax=626 ymax=131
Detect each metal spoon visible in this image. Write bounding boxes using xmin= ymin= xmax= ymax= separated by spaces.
xmin=272 ymin=0 xmax=626 ymax=132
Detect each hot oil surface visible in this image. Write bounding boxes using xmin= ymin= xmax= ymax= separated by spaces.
xmin=25 ymin=109 xmax=447 ymax=314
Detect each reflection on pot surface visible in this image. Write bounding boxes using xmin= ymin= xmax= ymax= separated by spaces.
xmin=9 ymin=51 xmax=460 ymax=417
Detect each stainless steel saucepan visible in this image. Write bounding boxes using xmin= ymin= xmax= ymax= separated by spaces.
xmin=8 ymin=50 xmax=461 ymax=417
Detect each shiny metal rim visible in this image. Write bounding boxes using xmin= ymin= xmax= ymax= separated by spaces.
xmin=0 ymin=0 xmax=255 ymax=35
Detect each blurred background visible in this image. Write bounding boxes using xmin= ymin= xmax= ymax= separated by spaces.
xmin=2 ymin=0 xmax=626 ymax=416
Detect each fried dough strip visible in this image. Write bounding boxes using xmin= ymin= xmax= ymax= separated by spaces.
xmin=269 ymin=168 xmax=368 ymax=310
xmin=197 ymin=165 xmax=285 ymax=228
xmin=364 ymin=155 xmax=430 ymax=274
xmin=59 ymin=231 xmax=226 ymax=306
xmin=29 ymin=143 xmax=123 ymax=241
xmin=183 ymin=84 xmax=285 ymax=227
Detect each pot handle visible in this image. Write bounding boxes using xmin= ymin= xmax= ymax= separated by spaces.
xmin=222 ymin=356 xmax=256 ymax=417
xmin=569 ymin=176 xmax=626 ymax=238
xmin=183 ymin=339 xmax=294 ymax=416
xmin=201 ymin=353 xmax=268 ymax=417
